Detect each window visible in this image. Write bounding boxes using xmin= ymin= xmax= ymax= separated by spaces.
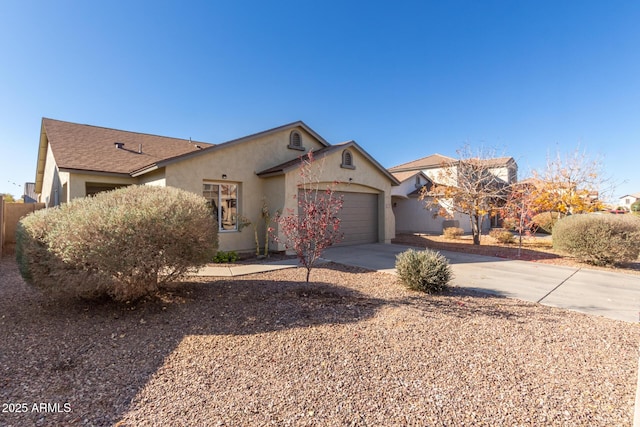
xmin=341 ymin=149 xmax=355 ymax=169
xmin=203 ymin=182 xmax=239 ymax=231
xmin=85 ymin=183 xmax=129 ymax=197
xmin=288 ymin=131 xmax=304 ymax=150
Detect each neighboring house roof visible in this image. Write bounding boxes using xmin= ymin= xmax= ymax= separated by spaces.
xmin=256 ymin=141 xmax=400 ymax=185
xmin=389 ymin=153 xmax=515 ymax=172
xmin=390 ymin=170 xmax=423 ymax=183
xmin=388 ymin=153 xmax=455 ymax=172
xmin=477 ymin=157 xmax=516 ymax=167
xmin=620 ymin=192 xmax=640 ymax=199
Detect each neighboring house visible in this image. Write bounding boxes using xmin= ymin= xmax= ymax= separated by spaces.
xmin=619 ymin=192 xmax=640 ymax=211
xmin=389 ymin=153 xmax=518 ymax=234
xmin=23 ymin=182 xmax=37 ymax=203
xmin=35 ymin=118 xmax=399 ymax=252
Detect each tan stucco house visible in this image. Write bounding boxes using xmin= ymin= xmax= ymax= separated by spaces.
xmin=35 ymin=118 xmax=399 ymax=252
xmin=389 ymin=153 xmax=518 ymax=234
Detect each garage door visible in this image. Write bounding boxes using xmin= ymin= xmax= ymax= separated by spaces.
xmin=336 ymin=191 xmax=378 ymax=245
xmin=297 ymin=190 xmax=378 ymax=245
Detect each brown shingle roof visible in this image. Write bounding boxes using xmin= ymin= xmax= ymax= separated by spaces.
xmin=42 ymin=118 xmax=214 ymax=175
xmin=388 ymin=153 xmax=455 ymax=172
xmin=389 ymin=153 xmax=515 ymax=172
xmin=477 ymin=157 xmax=515 ymax=167
xmin=390 ymin=170 xmax=422 ymax=182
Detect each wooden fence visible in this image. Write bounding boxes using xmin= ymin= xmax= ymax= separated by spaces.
xmin=0 ymin=199 xmax=45 ymax=256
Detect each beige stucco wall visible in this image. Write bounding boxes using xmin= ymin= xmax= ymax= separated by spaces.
xmin=164 ymin=127 xmax=327 ymax=252
xmin=39 ymin=143 xmax=62 ymax=206
xmin=393 ymin=197 xmax=475 ymax=234
xmin=138 ymin=169 xmax=166 ymax=186
xmin=65 ymin=173 xmax=137 ymax=201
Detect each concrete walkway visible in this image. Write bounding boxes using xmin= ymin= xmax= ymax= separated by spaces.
xmin=322 ymin=243 xmax=640 ymax=323
xmin=193 ymin=258 xmax=300 ymax=277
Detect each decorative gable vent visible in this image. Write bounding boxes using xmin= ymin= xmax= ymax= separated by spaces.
xmin=341 ymin=149 xmax=355 ymax=169
xmin=288 ymin=131 xmax=304 ymax=150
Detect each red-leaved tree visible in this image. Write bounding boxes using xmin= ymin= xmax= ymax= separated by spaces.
xmin=270 ymin=151 xmax=344 ymax=282
xmin=501 ymin=183 xmax=539 ymax=257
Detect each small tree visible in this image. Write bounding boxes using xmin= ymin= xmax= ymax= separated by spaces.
xmin=420 ymin=146 xmax=510 ymax=245
xmin=1 ymin=193 xmax=17 ymax=202
xmin=271 ymin=151 xmax=344 ymax=282
xmin=501 ymin=183 xmax=539 ymax=257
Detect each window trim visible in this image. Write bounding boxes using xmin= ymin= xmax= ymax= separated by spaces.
xmin=341 ymin=149 xmax=355 ymax=169
xmin=203 ymin=182 xmax=240 ymax=232
xmin=288 ymin=130 xmax=305 ymax=151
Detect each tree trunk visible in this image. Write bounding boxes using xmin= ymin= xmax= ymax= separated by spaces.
xmin=471 ymin=215 xmax=481 ymax=245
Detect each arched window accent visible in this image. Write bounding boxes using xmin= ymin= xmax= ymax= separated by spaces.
xmin=341 ymin=149 xmax=355 ymax=169
xmin=288 ymin=131 xmax=304 ymax=150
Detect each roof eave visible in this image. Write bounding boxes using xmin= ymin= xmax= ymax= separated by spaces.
xmin=130 ymin=164 xmax=160 ymax=177
xmin=34 ymin=119 xmax=49 ymax=193
xmin=57 ymin=167 xmax=133 ymax=178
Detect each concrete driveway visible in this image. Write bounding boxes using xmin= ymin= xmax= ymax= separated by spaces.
xmin=322 ymin=243 xmax=640 ymax=323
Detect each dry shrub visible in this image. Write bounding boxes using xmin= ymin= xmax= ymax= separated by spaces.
xmin=489 ymin=228 xmax=515 ymax=244
xmin=532 ymin=211 xmax=562 ymax=234
xmin=443 ymin=227 xmax=464 ymax=240
xmin=16 ymin=185 xmax=218 ymax=301
xmin=552 ymin=214 xmax=640 ymax=266
xmin=395 ymin=249 xmax=452 ymax=294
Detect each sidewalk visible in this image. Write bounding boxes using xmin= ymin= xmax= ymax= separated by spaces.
xmin=193 ymin=258 xmax=300 ymax=277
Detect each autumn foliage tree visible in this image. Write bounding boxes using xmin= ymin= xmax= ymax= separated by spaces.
xmin=271 ymin=151 xmax=344 ymax=282
xmin=531 ymin=147 xmax=607 ymax=216
xmin=420 ymin=146 xmax=510 ymax=245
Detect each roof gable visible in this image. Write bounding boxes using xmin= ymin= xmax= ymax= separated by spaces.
xmin=390 ymin=170 xmax=431 ymax=183
xmin=143 ymin=121 xmax=330 ymax=174
xmin=257 ymin=141 xmax=400 ymax=185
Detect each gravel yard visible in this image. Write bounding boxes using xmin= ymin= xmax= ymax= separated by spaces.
xmin=1 ymin=256 xmax=639 ymax=426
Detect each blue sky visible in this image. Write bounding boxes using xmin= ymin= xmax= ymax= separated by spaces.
xmin=1 ymin=1 xmax=638 ymax=202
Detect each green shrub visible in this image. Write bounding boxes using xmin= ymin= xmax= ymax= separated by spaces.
xmin=443 ymin=227 xmax=464 ymax=240
xmin=16 ymin=185 xmax=218 ymax=301
xmin=395 ymin=249 xmax=452 ymax=293
xmin=552 ymin=214 xmax=640 ymax=266
xmin=631 ymin=200 xmax=640 ymax=213
xmin=214 ymin=250 xmax=238 ymax=263
xmin=531 ymin=211 xmax=562 ymax=234
xmin=489 ymin=228 xmax=515 ymax=244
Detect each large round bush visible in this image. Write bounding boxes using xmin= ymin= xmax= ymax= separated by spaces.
xmin=16 ymin=185 xmax=218 ymax=301
xmin=552 ymin=214 xmax=640 ymax=266
xmin=395 ymin=249 xmax=452 ymax=293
